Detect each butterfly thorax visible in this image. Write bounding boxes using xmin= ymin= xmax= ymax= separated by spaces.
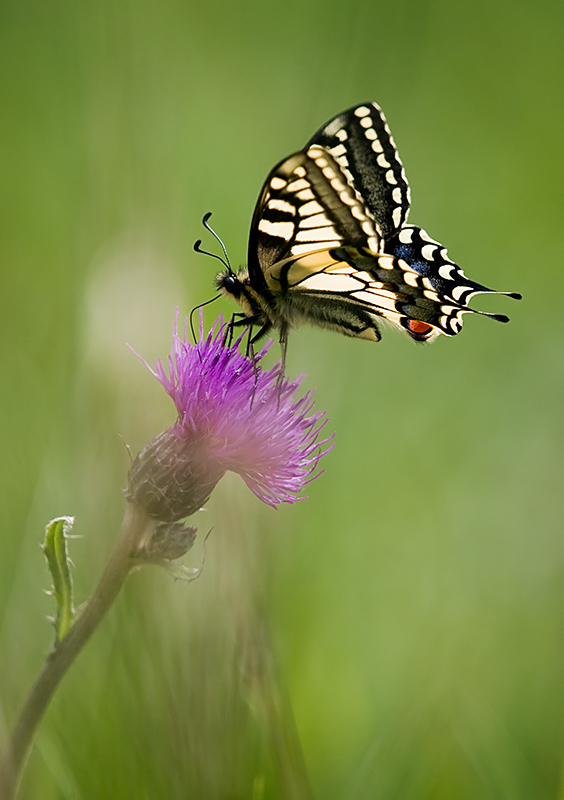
xmin=215 ymin=267 xmax=276 ymax=327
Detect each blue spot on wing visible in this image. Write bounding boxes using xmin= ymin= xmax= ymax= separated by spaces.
xmin=391 ymin=243 xmax=431 ymax=276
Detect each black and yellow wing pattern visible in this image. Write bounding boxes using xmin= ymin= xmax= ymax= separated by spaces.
xmin=216 ymin=102 xmax=520 ymax=345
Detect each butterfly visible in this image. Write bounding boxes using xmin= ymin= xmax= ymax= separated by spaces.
xmin=210 ymin=102 xmax=520 ymax=355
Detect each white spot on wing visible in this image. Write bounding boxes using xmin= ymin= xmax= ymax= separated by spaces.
xmin=269 ymin=199 xmax=296 ymax=214
xmin=349 ymin=271 xmax=372 ymax=282
xmin=291 ymin=242 xmax=341 ymax=256
xmin=354 ymin=106 xmax=371 ymax=117
xmin=438 ymin=264 xmax=455 ymax=280
xmin=329 ymin=265 xmax=356 ymax=274
xmin=287 ymin=178 xmax=311 ymax=192
xmin=300 ymin=273 xmax=365 ymax=292
xmin=296 ymin=226 xmax=341 ymax=242
xmin=299 ymin=200 xmax=324 ymax=216
xmin=403 ymin=272 xmax=419 ymax=287
xmin=258 ymin=219 xmax=294 ymax=238
xmin=299 ymin=212 xmax=332 ymax=229
xmin=452 ymin=285 xmax=472 ymax=302
xmin=329 ymin=177 xmax=345 ymax=191
xmin=352 ymin=290 xmax=397 ymax=311
xmin=398 ymin=227 xmax=413 ymax=244
xmin=421 ymin=244 xmax=437 ymax=260
xmin=270 ymin=177 xmax=286 ymax=190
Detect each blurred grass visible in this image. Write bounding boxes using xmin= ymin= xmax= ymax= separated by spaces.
xmin=1 ymin=0 xmax=563 ymax=797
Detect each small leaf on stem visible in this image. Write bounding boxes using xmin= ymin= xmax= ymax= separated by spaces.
xmin=42 ymin=516 xmax=75 ymax=642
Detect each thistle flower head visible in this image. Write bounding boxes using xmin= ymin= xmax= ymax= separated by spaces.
xmin=127 ymin=315 xmax=332 ymax=523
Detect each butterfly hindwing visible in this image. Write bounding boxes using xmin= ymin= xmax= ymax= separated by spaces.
xmin=385 ymin=225 xmax=521 ymax=316
xmin=264 ymin=246 xmax=472 ymax=343
xmin=305 ymin=102 xmax=411 ymax=240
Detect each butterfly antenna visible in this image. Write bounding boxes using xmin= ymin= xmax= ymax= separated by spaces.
xmin=202 ymin=212 xmax=233 ymax=273
xmin=188 ymin=295 xmax=221 ymax=346
xmin=193 ymin=212 xmax=235 ymax=275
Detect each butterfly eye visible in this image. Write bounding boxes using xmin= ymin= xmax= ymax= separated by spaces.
xmin=222 ymin=275 xmax=240 ymax=296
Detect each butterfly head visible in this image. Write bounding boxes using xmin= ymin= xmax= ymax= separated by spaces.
xmin=215 ymin=269 xmax=243 ymax=298
xmin=215 ymin=266 xmax=269 ymax=324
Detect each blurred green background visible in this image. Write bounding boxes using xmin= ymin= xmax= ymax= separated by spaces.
xmin=1 ymin=0 xmax=562 ymax=797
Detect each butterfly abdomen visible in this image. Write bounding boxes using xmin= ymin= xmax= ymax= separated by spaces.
xmin=275 ymin=290 xmax=382 ymax=341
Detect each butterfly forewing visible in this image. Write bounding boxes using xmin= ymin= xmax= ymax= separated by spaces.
xmin=306 ymin=103 xmax=411 ymax=240
xmin=247 ymin=146 xmax=382 ymax=288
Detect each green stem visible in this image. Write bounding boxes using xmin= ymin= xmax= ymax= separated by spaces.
xmin=0 ymin=503 xmax=155 ymax=800
xmin=238 ymin=614 xmax=314 ymax=800
xmin=256 ymin=663 xmax=314 ymax=800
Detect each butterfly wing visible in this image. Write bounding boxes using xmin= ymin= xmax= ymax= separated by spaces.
xmin=262 ymin=245 xmax=498 ymax=343
xmin=247 ymin=145 xmax=382 ymax=291
xmin=385 ymin=225 xmax=522 ymax=310
xmin=305 ymin=102 xmax=411 ymax=240
xmin=265 ymin=247 xmax=446 ymax=341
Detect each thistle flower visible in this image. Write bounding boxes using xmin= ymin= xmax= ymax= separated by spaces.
xmin=127 ymin=316 xmax=332 ymax=524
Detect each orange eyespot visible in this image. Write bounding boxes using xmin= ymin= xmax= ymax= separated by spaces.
xmin=408 ymin=320 xmax=433 ymax=335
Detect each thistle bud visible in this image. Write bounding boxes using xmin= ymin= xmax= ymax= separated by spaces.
xmin=127 ymin=429 xmax=223 ymax=523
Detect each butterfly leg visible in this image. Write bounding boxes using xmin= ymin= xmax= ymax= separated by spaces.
xmin=278 ymin=323 xmax=289 ymax=378
xmin=223 ymin=312 xmax=248 ymax=347
xmin=247 ymin=326 xmax=259 ymax=359
xmin=249 ymin=322 xmax=273 ymax=346
xmin=273 ymin=324 xmax=290 ymax=407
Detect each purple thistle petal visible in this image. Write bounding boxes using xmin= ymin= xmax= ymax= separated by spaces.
xmin=141 ymin=313 xmax=333 ymax=511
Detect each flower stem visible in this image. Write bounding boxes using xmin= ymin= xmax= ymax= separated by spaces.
xmin=238 ymin=612 xmax=314 ymax=800
xmin=0 ymin=503 xmax=155 ymax=800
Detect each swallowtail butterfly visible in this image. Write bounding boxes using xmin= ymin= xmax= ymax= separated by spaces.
xmin=213 ymin=102 xmax=520 ymax=350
